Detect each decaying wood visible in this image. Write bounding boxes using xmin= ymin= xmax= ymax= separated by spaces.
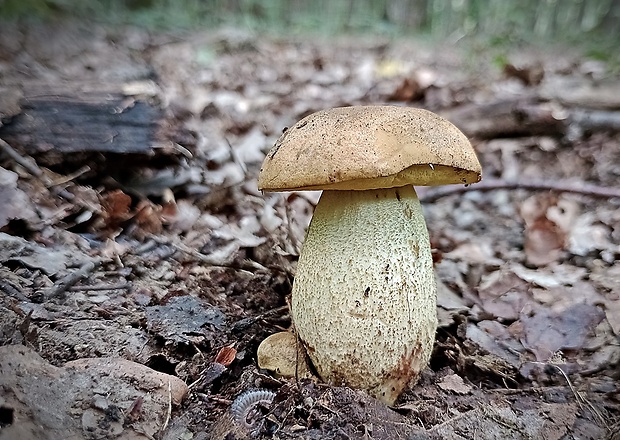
xmin=440 ymin=98 xmax=565 ymax=139
xmin=441 ymin=98 xmax=620 ymax=140
xmin=540 ymin=77 xmax=620 ymax=110
xmin=567 ymin=109 xmax=620 ymax=139
xmin=45 ymin=260 xmax=99 ymax=300
xmin=0 ymin=87 xmax=161 ymax=156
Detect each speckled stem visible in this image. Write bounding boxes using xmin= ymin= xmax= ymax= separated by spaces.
xmin=291 ymin=186 xmax=437 ymax=405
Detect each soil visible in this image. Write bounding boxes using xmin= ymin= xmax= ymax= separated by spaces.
xmin=0 ymin=20 xmax=619 ymax=440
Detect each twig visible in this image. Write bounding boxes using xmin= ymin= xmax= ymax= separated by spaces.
xmin=284 ymin=201 xmax=301 ymax=256
xmin=533 ymin=361 xmax=607 ymax=429
xmin=160 ymin=236 xmax=269 ymax=272
xmin=231 ymin=305 xmax=290 ymax=332
xmin=0 ymin=138 xmax=43 ymax=177
xmin=49 ymin=165 xmax=91 ymax=186
xmin=209 ymin=395 xmax=233 ymax=405
xmin=0 ymin=280 xmax=30 ymax=302
xmin=135 ymin=239 xmax=158 ymax=255
xmin=160 ymin=379 xmax=172 ymax=435
xmin=226 ymin=137 xmax=247 ymax=175
xmin=419 ymin=178 xmax=620 ymax=203
xmin=45 ymin=261 xmax=99 ymax=300
xmin=494 ymin=385 xmax=573 ymax=395
xmin=68 ymin=282 xmax=131 ymax=292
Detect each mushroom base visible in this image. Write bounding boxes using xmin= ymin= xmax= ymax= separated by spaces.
xmin=291 ymin=186 xmax=438 ymax=405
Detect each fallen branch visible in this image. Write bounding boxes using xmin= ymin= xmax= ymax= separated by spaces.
xmin=440 ymin=98 xmax=620 ymax=140
xmin=439 ymin=98 xmax=564 ymax=139
xmin=419 ymin=178 xmax=620 ymax=203
xmin=68 ymin=282 xmax=131 ymax=292
xmin=0 ymin=280 xmax=30 ymax=302
xmin=48 ymin=165 xmax=91 ymax=186
xmin=45 ymin=261 xmax=99 ymax=300
xmin=0 ymin=137 xmax=43 ymax=177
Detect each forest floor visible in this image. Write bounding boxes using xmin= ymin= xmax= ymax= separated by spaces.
xmin=0 ymin=21 xmax=619 ymax=440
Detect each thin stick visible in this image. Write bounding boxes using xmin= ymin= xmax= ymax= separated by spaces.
xmin=419 ymin=178 xmax=620 ymax=203
xmin=209 ymin=395 xmax=233 ymax=405
xmin=284 ymin=201 xmax=301 ymax=256
xmin=161 ymin=379 xmax=172 ymax=435
xmin=0 ymin=280 xmax=30 ymax=302
xmin=68 ymin=282 xmax=131 ymax=292
xmin=161 ymin=237 xmax=268 ymax=272
xmin=0 ymin=138 xmax=43 ymax=177
xmin=226 ymin=137 xmax=247 ymax=175
xmin=45 ymin=261 xmax=99 ymax=300
xmin=49 ymin=165 xmax=91 ymax=186
xmin=532 ymin=361 xmax=607 ymax=428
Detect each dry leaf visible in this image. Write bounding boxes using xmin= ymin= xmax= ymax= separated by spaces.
xmin=133 ymin=200 xmax=163 ymax=234
xmin=478 ymin=271 xmax=532 ymax=321
xmin=604 ymin=300 xmax=620 ymax=336
xmin=100 ymin=189 xmax=132 ymax=229
xmin=438 ymin=374 xmax=472 ymax=394
xmin=214 ymin=346 xmax=237 ymax=366
xmin=503 ymin=61 xmax=544 ymax=86
xmin=517 ymin=303 xmax=605 ymax=361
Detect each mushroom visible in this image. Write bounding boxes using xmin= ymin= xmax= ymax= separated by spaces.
xmin=258 ymin=106 xmax=481 ymax=405
xmin=257 ymin=331 xmax=312 ymax=379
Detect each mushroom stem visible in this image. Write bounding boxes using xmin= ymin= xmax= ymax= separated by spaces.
xmin=291 ymin=185 xmax=438 ymax=405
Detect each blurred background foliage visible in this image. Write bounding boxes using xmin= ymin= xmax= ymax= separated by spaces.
xmin=1 ymin=0 xmax=619 ymax=54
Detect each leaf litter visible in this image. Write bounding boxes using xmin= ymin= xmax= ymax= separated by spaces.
xmin=0 ymin=21 xmax=619 ymax=439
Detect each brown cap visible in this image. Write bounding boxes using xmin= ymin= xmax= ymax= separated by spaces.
xmin=258 ymin=106 xmax=482 ymax=191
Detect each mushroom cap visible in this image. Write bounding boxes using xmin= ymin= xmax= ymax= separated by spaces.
xmin=257 ymin=331 xmax=313 ymax=379
xmin=258 ymin=106 xmax=482 ymax=191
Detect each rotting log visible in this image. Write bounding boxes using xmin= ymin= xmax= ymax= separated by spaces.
xmin=440 ymin=98 xmax=620 ymax=140
xmin=0 ymin=83 xmax=193 ymax=171
xmin=439 ymin=98 xmax=566 ymax=140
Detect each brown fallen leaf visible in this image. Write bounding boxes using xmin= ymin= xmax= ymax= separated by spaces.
xmin=478 ymin=271 xmax=532 ymax=321
xmin=503 ymin=61 xmax=545 ymax=86
xmin=215 ymin=345 xmax=237 ymax=367
xmin=524 ymin=216 xmax=565 ymax=266
xmin=100 ymin=189 xmax=132 ymax=230
xmin=389 ymin=77 xmax=424 ymax=102
xmin=133 ymin=199 xmax=163 ymax=235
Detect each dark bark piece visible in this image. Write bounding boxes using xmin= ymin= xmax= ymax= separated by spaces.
xmin=0 ymin=88 xmax=160 ymax=155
